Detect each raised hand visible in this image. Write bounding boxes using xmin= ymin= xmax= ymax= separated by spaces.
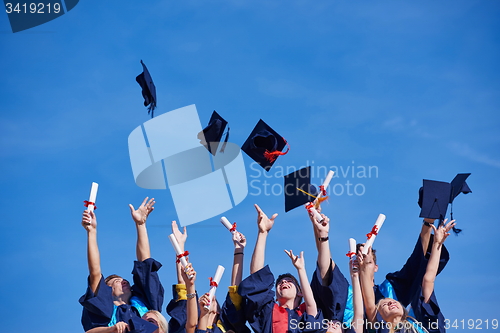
xmin=432 ymin=219 xmax=455 ymax=245
xmin=129 ymin=197 xmax=155 ymax=226
xmin=81 ymin=210 xmax=97 ymax=232
xmin=171 ymin=220 xmax=188 ymax=249
xmin=233 ymin=231 xmax=247 ymax=249
xmin=284 ymin=249 xmax=305 ymax=271
xmin=312 ymin=213 xmax=330 ymax=237
xmin=198 ymin=293 xmax=211 ymax=313
xmin=181 ymin=263 xmax=196 ymax=285
xmin=254 ymin=204 xmax=278 ymax=233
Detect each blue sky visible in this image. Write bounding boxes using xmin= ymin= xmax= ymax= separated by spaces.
xmin=1 ymin=1 xmax=499 ymax=332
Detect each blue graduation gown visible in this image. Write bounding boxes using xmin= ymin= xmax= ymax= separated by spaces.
xmin=238 ymin=265 xmax=326 ymax=333
xmin=166 ymin=284 xmax=189 ymax=333
xmin=310 ymin=260 xmax=349 ymax=322
xmin=411 ymin=289 xmax=445 ymax=333
xmin=79 ymin=258 xmax=164 ymax=333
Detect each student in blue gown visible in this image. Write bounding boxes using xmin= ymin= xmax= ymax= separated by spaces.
xmin=361 ymin=220 xmax=454 ymax=333
xmin=167 ymin=221 xmax=250 ymax=333
xmin=79 ymin=197 xmax=165 ymax=333
xmin=237 ymin=204 xmax=325 ymax=333
xmin=357 ymin=217 xmax=450 ymax=317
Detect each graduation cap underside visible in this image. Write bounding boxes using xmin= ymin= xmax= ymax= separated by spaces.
xmin=284 ymin=166 xmax=318 ymax=212
xmin=241 ymin=119 xmax=289 ymax=171
xmin=198 ymin=111 xmax=230 ymax=156
xmin=136 ymin=60 xmax=157 ymax=118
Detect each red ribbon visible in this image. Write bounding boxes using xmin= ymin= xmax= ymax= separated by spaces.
xmin=366 ymin=225 xmax=379 ymax=239
xmin=346 ymin=251 xmax=355 ymax=258
xmin=319 ymin=185 xmax=327 ymax=196
xmin=209 ymin=277 xmax=218 ymax=287
xmin=305 ymin=203 xmax=314 ymax=211
xmin=263 ymin=138 xmax=290 ymax=163
xmin=229 ymin=223 xmax=237 ymax=233
xmin=83 ymin=201 xmax=97 ymax=210
xmin=176 ymin=251 xmax=189 ymax=263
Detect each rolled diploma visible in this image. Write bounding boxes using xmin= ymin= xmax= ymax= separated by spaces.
xmin=362 ymin=214 xmax=386 ymax=255
xmin=87 ymin=182 xmax=98 ymax=212
xmin=308 ymin=205 xmax=323 ymax=223
xmin=220 ymin=216 xmax=235 ymax=233
xmin=168 ymin=233 xmax=194 ymax=278
xmin=313 ymin=170 xmax=335 ymax=204
xmin=204 ymin=265 xmax=225 ymax=310
xmin=348 ymin=238 xmax=357 ymax=258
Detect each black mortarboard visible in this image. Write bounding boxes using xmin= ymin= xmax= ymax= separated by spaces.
xmin=418 ymin=180 xmax=451 ymax=220
xmin=241 ymin=119 xmax=289 ymax=171
xmin=418 ymin=174 xmax=472 ymax=234
xmin=449 ymin=173 xmax=472 ymax=203
xmin=198 ymin=111 xmax=230 ymax=155
xmin=136 ymin=60 xmax=157 ymax=118
xmin=284 ymin=167 xmax=318 ymax=212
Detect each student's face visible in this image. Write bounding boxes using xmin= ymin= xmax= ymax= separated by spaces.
xmin=276 ymin=277 xmax=298 ymax=299
xmin=142 ymin=312 xmax=165 ymax=333
xmin=378 ymin=298 xmax=404 ymax=321
xmin=107 ymin=277 xmax=131 ymax=298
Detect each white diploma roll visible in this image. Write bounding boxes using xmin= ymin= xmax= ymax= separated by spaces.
xmin=220 ymin=216 xmax=235 ymax=233
xmin=362 ymin=214 xmax=386 ymax=255
xmin=205 ymin=265 xmax=225 ymax=310
xmin=348 ymin=238 xmax=357 ymax=257
xmin=308 ymin=205 xmax=323 ymax=223
xmin=86 ymin=182 xmax=98 ymax=213
xmin=313 ymin=171 xmax=335 ymax=204
xmin=348 ymin=237 xmax=358 ymax=272
xmin=168 ymin=233 xmax=194 ymax=279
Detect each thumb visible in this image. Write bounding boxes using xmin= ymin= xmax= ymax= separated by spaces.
xmin=128 ymin=204 xmax=135 ymax=213
xmin=271 ymin=213 xmax=278 ymax=221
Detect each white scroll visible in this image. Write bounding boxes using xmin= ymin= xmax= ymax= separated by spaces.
xmin=85 ymin=182 xmax=98 ymax=213
xmin=362 ymin=214 xmax=386 ymax=255
xmin=220 ymin=216 xmax=236 ymax=234
xmin=347 ymin=238 xmax=358 ymax=272
xmin=168 ymin=233 xmax=194 ymax=279
xmin=205 ymin=265 xmax=225 ymax=310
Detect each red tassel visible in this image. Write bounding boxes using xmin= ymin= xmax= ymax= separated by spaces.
xmin=263 ymin=138 xmax=290 ymax=163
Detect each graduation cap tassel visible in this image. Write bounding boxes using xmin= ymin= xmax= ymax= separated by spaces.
xmin=263 ymin=138 xmax=290 ymax=163
xmin=449 ymin=202 xmax=463 ymax=235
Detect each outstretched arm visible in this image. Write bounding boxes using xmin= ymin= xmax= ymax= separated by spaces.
xmin=183 ymin=263 xmax=197 ymax=333
xmin=172 ymin=220 xmax=188 ymax=284
xmin=358 ymin=247 xmax=377 ymax=323
xmin=420 ymin=218 xmax=435 ymax=256
xmin=350 ymin=258 xmax=364 ymax=333
xmin=82 ymin=210 xmax=101 ymax=294
xmin=130 ymin=197 xmax=155 ymax=262
xmin=310 ymin=211 xmax=334 ymax=283
xmin=423 ymin=219 xmax=455 ymax=303
xmin=285 ymin=250 xmax=317 ymax=317
xmin=250 ymin=204 xmax=278 ymax=274
xmin=231 ymin=231 xmax=247 ymax=286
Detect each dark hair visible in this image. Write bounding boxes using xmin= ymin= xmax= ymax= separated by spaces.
xmin=356 ymin=243 xmax=377 ymax=264
xmin=105 ymin=274 xmax=122 ymax=285
xmin=276 ymin=273 xmax=301 ymax=294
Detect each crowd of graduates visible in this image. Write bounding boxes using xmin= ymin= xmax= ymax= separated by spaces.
xmin=79 ymin=194 xmax=455 ymax=333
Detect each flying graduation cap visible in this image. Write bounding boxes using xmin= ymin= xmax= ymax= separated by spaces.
xmin=198 ymin=111 xmax=230 ymax=155
xmin=284 ymin=166 xmax=318 ymax=212
xmin=418 ymin=173 xmax=472 ymax=233
xmin=241 ymin=119 xmax=290 ymax=171
xmin=136 ymin=60 xmax=157 ymax=118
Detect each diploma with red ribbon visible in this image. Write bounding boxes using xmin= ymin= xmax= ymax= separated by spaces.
xmin=362 ymin=214 xmax=386 ymax=255
xmin=220 ymin=216 xmax=237 ymax=233
xmin=84 ymin=182 xmax=98 ymax=213
xmin=168 ymin=233 xmax=194 ymax=279
xmin=204 ymin=265 xmax=225 ymax=310
xmin=305 ymin=203 xmax=323 ymax=223
xmin=313 ymin=170 xmax=334 ymax=206
xmin=346 ymin=238 xmax=358 ymax=272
